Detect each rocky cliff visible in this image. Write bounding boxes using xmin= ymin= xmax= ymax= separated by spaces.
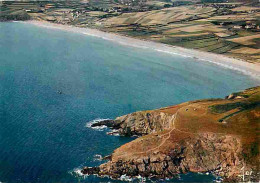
xmin=83 ymin=86 xmax=260 ymax=182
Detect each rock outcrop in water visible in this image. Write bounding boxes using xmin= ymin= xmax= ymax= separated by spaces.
xmin=91 ymin=112 xmax=175 ymax=136
xmin=85 ymin=87 xmax=260 ymax=182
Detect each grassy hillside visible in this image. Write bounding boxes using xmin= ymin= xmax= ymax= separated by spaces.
xmin=82 ymin=86 xmax=260 ymax=181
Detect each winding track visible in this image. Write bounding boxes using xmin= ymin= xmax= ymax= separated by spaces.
xmin=115 ymin=105 xmax=228 ymax=159
xmin=116 ymin=108 xmax=180 ymax=159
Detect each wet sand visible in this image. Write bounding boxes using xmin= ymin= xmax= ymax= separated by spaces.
xmin=24 ymin=20 xmax=260 ymax=80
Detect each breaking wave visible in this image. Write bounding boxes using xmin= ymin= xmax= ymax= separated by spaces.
xmin=25 ymin=21 xmax=260 ymax=80
xmin=93 ymin=154 xmax=103 ymax=161
xmin=69 ymin=167 xmax=88 ymax=178
xmin=85 ymin=118 xmax=110 ymax=131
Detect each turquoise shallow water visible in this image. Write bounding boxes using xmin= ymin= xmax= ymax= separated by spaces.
xmin=0 ymin=22 xmax=258 ymax=183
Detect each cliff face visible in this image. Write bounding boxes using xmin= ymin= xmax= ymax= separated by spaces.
xmin=83 ymin=87 xmax=260 ymax=182
xmin=114 ymin=111 xmax=175 ymax=136
xmin=98 ymin=133 xmax=243 ymax=180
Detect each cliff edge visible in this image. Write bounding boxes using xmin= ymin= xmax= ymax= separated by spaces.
xmin=83 ymin=86 xmax=260 ymax=182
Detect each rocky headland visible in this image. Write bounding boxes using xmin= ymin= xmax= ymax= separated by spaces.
xmin=83 ymin=86 xmax=260 ymax=182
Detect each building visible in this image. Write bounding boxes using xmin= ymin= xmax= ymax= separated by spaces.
xmin=45 ymin=4 xmax=55 ymax=10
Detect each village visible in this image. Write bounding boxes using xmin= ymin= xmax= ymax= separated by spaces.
xmin=0 ymin=1 xmax=260 ymax=183
xmin=1 ymin=0 xmax=259 ymax=62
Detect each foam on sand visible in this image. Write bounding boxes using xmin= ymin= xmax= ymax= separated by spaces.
xmin=22 ymin=20 xmax=260 ymax=80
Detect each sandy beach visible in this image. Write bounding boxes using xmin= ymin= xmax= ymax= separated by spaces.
xmin=23 ymin=20 xmax=260 ymax=80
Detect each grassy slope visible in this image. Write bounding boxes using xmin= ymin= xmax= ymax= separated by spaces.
xmin=112 ymin=87 xmax=259 ymax=168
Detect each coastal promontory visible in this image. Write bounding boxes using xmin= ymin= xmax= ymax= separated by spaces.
xmin=83 ymin=86 xmax=260 ymax=182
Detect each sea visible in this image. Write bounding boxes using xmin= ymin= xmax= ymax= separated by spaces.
xmin=0 ymin=22 xmax=258 ymax=183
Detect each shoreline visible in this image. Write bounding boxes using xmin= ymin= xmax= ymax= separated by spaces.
xmin=81 ymin=86 xmax=260 ymax=182
xmin=21 ymin=20 xmax=260 ymax=80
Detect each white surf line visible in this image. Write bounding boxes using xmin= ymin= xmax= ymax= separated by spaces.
xmin=21 ymin=20 xmax=260 ymax=81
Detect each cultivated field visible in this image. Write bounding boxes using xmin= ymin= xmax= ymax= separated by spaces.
xmin=1 ymin=0 xmax=259 ymax=62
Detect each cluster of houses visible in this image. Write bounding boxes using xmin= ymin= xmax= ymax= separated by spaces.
xmin=205 ymin=3 xmax=238 ymax=9
xmin=233 ymin=22 xmax=260 ymax=31
xmin=114 ymin=0 xmax=147 ymax=6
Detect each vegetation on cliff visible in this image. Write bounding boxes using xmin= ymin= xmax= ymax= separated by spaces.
xmin=83 ymin=86 xmax=260 ymax=182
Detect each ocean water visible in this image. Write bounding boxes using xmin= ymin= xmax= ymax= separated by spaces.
xmin=0 ymin=22 xmax=258 ymax=183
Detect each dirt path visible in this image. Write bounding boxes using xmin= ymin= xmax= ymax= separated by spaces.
xmin=115 ymin=109 xmax=180 ymax=159
xmin=115 ymin=105 xmax=228 ymax=159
